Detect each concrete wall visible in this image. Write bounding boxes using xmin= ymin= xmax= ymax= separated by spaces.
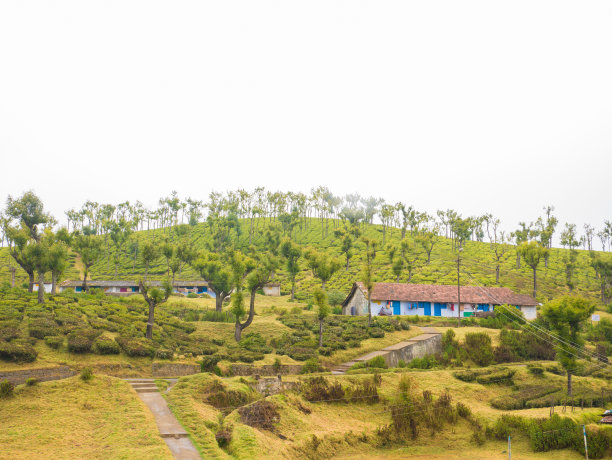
xmin=262 ymin=285 xmax=281 ymax=296
xmin=352 ymin=333 xmax=442 ymax=368
xmin=368 ymin=301 xmax=495 ymax=318
xmin=0 ymin=366 xmax=76 ymax=385
xmin=251 ymin=376 xmax=300 ymax=395
xmin=151 ymin=363 xmax=200 ymax=378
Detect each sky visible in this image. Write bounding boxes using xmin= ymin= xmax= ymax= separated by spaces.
xmin=1 ymin=1 xmax=611 ymax=236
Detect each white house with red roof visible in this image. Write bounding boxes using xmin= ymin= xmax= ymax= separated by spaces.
xmin=341 ymin=282 xmax=538 ymax=320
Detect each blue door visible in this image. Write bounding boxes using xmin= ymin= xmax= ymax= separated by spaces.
xmin=392 ymin=301 xmax=401 ymax=315
xmin=420 ymin=302 xmax=431 ymax=316
xmin=434 ymin=303 xmax=446 ymax=316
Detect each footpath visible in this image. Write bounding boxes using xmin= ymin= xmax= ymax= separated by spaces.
xmin=126 ymin=378 xmax=201 ymax=460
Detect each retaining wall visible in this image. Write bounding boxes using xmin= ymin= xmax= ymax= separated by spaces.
xmin=353 ymin=333 xmax=442 ymax=368
xmin=151 ymin=363 xmax=200 ymax=378
xmin=231 ymin=364 xmax=303 ymax=376
xmin=0 ymin=366 xmax=76 ymax=385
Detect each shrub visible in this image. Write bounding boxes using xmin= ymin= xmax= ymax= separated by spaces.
xmin=238 ymin=400 xmax=280 ymax=430
xmin=0 ymin=341 xmax=38 ymax=362
xmin=67 ymin=333 xmax=93 ymax=353
xmin=527 ymin=364 xmax=545 ymax=376
xmin=456 ymin=401 xmax=471 ymax=418
xmin=301 ymin=357 xmax=323 ymax=374
xmin=215 ymin=426 xmax=232 ymax=447
xmin=464 ymin=332 xmax=494 ymax=366
xmin=368 ymin=327 xmax=385 ymax=338
xmin=301 ymin=376 xmax=345 ymax=402
xmin=186 ymin=293 xmax=198 ymax=299
xmin=0 ymin=379 xmax=14 ymax=398
xmin=93 ymin=337 xmax=121 ymax=355
xmin=201 ymin=355 xmax=222 ymax=372
xmin=240 ymin=333 xmax=272 ymax=354
xmin=155 ymin=348 xmax=174 ymax=360
xmin=407 ymin=355 xmax=437 ymax=369
xmin=25 ymin=377 xmax=38 ymax=386
xmin=44 ymin=335 xmax=64 ymax=349
xmin=80 ymin=367 xmax=93 ymax=381
xmin=115 ymin=336 xmax=155 ymax=357
xmin=327 ymin=290 xmax=345 ymax=306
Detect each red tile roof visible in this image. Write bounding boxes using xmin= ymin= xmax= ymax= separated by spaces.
xmin=353 ymin=282 xmax=538 ymax=306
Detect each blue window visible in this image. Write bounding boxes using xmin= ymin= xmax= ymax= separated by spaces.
xmin=477 ymin=304 xmax=489 ymax=312
xmin=434 ymin=303 xmax=447 ymax=316
xmin=75 ymin=286 xmax=82 ymax=292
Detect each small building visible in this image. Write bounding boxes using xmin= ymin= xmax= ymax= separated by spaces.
xmin=32 ymin=283 xmax=53 ymax=292
xmin=58 ymin=280 xmax=214 ymax=297
xmin=342 ymin=282 xmax=538 ymax=320
xmin=262 ymin=283 xmax=281 ymax=296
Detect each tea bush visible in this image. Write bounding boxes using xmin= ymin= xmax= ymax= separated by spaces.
xmin=0 ymin=340 xmax=37 ymax=362
xmin=0 ymin=379 xmax=15 ymax=398
xmin=93 ymin=337 xmax=121 ymax=354
xmin=44 ymin=335 xmax=64 ymax=349
xmin=67 ymin=333 xmax=94 ymax=353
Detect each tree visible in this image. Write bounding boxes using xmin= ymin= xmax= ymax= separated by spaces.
xmin=48 ymin=241 xmax=69 ymax=294
xmin=485 ymin=216 xmax=509 ymax=284
xmin=28 ymin=241 xmax=49 ymax=304
xmin=5 ymin=225 xmax=36 ymax=291
xmin=140 ymin=241 xmax=160 ymax=281
xmin=591 ymin=256 xmax=612 ymax=303
xmin=361 ymin=237 xmax=378 ymax=327
xmin=541 ymin=296 xmax=595 ymax=397
xmin=233 ymin=253 xmax=277 ymax=341
xmin=72 ymin=230 xmax=103 ymax=293
xmin=512 ymin=222 xmax=532 ymax=268
xmin=280 ymin=238 xmax=301 ymax=301
xmin=5 ymin=191 xmax=54 ymax=241
xmin=313 ymin=288 xmax=330 ymax=348
xmin=193 ymin=252 xmax=233 ymax=312
xmin=304 ymin=248 xmax=341 ymax=289
xmin=139 ymin=279 xmax=173 ymax=339
xmin=415 ymin=228 xmax=439 ymax=264
xmin=334 ymin=228 xmax=354 ymax=271
xmin=518 ymin=241 xmax=549 ymax=299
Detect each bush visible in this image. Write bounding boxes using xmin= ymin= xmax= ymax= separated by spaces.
xmin=93 ymin=337 xmax=121 ymax=355
xmin=0 ymin=379 xmax=14 ymax=398
xmin=464 ymin=332 xmax=494 ymax=366
xmin=67 ymin=333 xmax=93 ymax=353
xmin=368 ymin=327 xmax=385 ymax=338
xmin=44 ymin=335 xmax=64 ymax=349
xmin=155 ymin=348 xmax=174 ymax=360
xmin=327 ymin=290 xmax=345 ymax=306
xmin=238 ymin=400 xmax=280 ymax=430
xmin=200 ymin=355 xmax=222 ymax=372
xmin=115 ymin=336 xmax=155 ymax=357
xmin=456 ymin=401 xmax=471 ymax=418
xmin=80 ymin=367 xmax=93 ymax=381
xmin=527 ymin=364 xmax=545 ymax=376
xmin=0 ymin=341 xmax=38 ymax=362
xmin=301 ymin=376 xmax=345 ymax=402
xmin=407 ymin=355 xmax=437 ymax=369
xmin=25 ymin=377 xmax=37 ymax=386
xmin=186 ymin=293 xmax=198 ymax=299
xmin=301 ymin=357 xmax=324 ymax=374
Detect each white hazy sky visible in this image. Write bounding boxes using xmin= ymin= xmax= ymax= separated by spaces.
xmin=1 ymin=1 xmax=611 ymax=234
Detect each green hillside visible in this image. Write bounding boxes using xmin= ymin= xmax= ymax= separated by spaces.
xmin=3 ymin=217 xmax=606 ymax=305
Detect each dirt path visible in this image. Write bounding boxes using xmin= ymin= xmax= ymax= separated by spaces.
xmin=127 ymin=379 xmax=201 ymax=460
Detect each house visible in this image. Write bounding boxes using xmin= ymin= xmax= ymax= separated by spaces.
xmin=262 ymin=283 xmax=281 ymax=296
xmin=58 ymin=280 xmax=213 ymax=297
xmin=342 ymin=282 xmax=538 ymax=320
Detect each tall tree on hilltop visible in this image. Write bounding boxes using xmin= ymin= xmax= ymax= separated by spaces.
xmin=5 ymin=191 xmax=54 ymax=241
xmin=485 ymin=216 xmax=509 ymax=284
xmin=518 ymin=241 xmax=548 ymax=299
xmin=361 ymin=236 xmax=378 ymax=327
xmin=541 ymin=296 xmax=595 ymax=398
xmin=28 ymin=241 xmax=49 ymax=304
xmin=512 ymin=222 xmax=532 ymax=268
xmin=415 ymin=226 xmax=439 ymax=265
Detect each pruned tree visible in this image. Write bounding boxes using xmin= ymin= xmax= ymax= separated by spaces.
xmin=72 ymin=229 xmax=103 ymax=293
xmin=140 ymin=241 xmax=160 ymax=281
xmin=304 ymin=248 xmax=341 ymax=289
xmin=193 ymin=252 xmax=233 ymax=312
xmin=415 ymin=228 xmax=439 ymax=265
xmin=139 ymin=279 xmax=173 ymax=339
xmin=361 ymin=237 xmax=378 ymax=327
xmin=280 ymin=237 xmax=301 ymax=301
xmin=313 ymin=288 xmax=330 ymax=348
xmin=485 ymin=216 xmax=509 ymax=284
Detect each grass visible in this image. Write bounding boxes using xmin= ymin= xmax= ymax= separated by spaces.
xmin=163 ymin=367 xmax=609 ymax=459
xmin=0 ymin=374 xmax=172 ymax=459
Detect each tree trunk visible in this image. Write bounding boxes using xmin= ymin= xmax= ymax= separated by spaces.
xmin=496 ymin=264 xmax=500 ymax=284
xmin=10 ymin=267 xmax=15 ymax=288
xmin=567 ymin=371 xmax=572 ymax=398
xmin=396 ymin=274 xmax=400 ymax=282
xmin=144 ymin=265 xmax=149 ymax=281
xmin=367 ymin=293 xmax=372 ymax=327
xmin=346 ymin=257 xmax=350 ymax=271
xmin=427 ymin=251 xmax=431 ymax=264
xmin=532 ymin=267 xmax=537 ymax=298
xmin=321 ymin=280 xmax=326 ymax=289
xmin=235 ymin=289 xmax=258 ymax=342
xmin=290 ymin=279 xmax=296 ymax=301
xmin=516 ymin=252 xmax=521 ymax=269
xmin=215 ymin=293 xmax=224 ymax=312
xmin=28 ymin=272 xmax=34 ymax=293
xmin=37 ymin=271 xmax=45 ymax=304
xmin=146 ymin=300 xmax=155 ymax=339
xmin=234 ymin=320 xmax=243 ymax=341
xmin=51 ymin=271 xmax=57 ymax=295
xmin=319 ymin=320 xmax=323 ymax=347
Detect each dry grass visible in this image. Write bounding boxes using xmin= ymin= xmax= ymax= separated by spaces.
xmin=0 ymin=375 xmax=171 ymax=460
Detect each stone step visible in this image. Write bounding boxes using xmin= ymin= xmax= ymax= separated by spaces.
xmin=131 ymin=382 xmax=158 ymax=387
xmin=126 ymin=379 xmax=155 ymax=383
xmin=134 ymin=386 xmax=159 ymax=393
